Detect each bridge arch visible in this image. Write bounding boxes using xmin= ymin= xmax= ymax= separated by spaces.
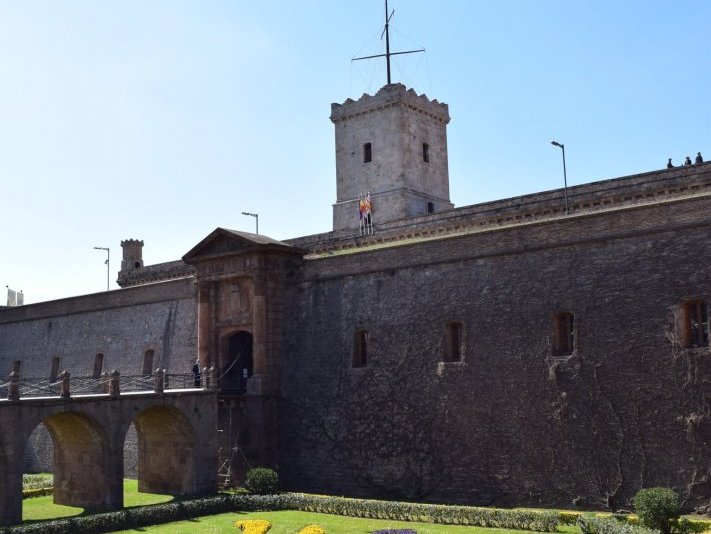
xmin=42 ymin=411 xmax=113 ymax=509
xmin=1 ymin=387 xmax=216 ymax=526
xmin=133 ymin=405 xmax=195 ymax=495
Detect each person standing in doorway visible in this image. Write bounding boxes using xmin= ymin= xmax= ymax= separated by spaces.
xmin=193 ymin=358 xmax=201 ymax=387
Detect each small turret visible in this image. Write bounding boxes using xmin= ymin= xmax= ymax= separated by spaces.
xmin=120 ymin=239 xmax=144 ymax=271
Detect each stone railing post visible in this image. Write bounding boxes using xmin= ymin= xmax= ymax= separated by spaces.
xmin=8 ymin=371 xmax=20 ymax=402
xmin=109 ymin=370 xmax=120 ymax=398
xmin=60 ymin=371 xmax=71 ymax=399
xmin=102 ymin=371 xmax=110 ymax=394
xmin=201 ymin=366 xmax=208 ymax=390
xmin=154 ymin=368 xmax=164 ymax=394
xmin=209 ymin=367 xmax=218 ymax=390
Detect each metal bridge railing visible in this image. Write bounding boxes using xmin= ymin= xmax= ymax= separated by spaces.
xmin=1 ymin=367 xmax=217 ymax=401
xmin=120 ymin=374 xmax=159 ymax=393
xmin=17 ymin=378 xmax=62 ymax=398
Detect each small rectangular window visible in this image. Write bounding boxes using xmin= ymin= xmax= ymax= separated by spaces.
xmin=50 ymin=357 xmax=60 ymax=381
xmin=423 ymin=142 xmax=430 ymax=163
xmin=685 ymin=300 xmax=709 ymax=348
xmin=143 ymin=349 xmax=155 ymax=376
xmin=445 ymin=322 xmax=463 ymax=362
xmin=427 ymin=202 xmax=435 ymax=213
xmin=93 ymin=353 xmax=104 ymax=379
xmin=353 ymin=330 xmax=368 ymax=367
xmin=553 ymin=313 xmax=575 ymax=356
xmin=363 ymin=143 xmax=372 ymax=163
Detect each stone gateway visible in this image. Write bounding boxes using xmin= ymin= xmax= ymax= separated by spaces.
xmin=2 ymin=82 xmax=711 ymax=512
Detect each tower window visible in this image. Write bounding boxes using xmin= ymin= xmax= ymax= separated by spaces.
xmin=353 ymin=330 xmax=368 ymax=367
xmin=683 ymin=300 xmax=709 ymax=348
xmin=553 ymin=312 xmax=575 ymax=356
xmin=444 ymin=322 xmax=464 ymax=362
xmin=427 ymin=202 xmax=435 ymax=213
xmin=363 ymin=143 xmax=372 ymax=163
xmin=93 ymin=353 xmax=104 ymax=379
xmin=143 ymin=349 xmax=155 ymax=375
xmin=423 ymin=143 xmax=430 ymax=163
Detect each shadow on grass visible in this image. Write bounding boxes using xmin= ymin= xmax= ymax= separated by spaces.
xmin=21 ymin=479 xmax=179 ymax=525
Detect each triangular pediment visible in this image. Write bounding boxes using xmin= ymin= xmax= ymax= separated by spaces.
xmin=182 ymin=228 xmax=297 ymax=263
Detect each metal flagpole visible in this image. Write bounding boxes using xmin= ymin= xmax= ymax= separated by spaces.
xmin=352 ymin=0 xmax=425 ymax=85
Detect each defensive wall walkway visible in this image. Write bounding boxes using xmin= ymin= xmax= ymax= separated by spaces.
xmin=0 ymin=369 xmax=218 ymax=526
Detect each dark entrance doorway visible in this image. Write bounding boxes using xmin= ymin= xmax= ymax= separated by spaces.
xmin=221 ymin=331 xmax=253 ymax=394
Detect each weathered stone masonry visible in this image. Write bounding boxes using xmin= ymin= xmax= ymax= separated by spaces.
xmin=0 ymin=278 xmax=196 ymax=379
xmin=1 ymin=82 xmax=710 ymax=513
xmin=0 ymin=386 xmax=217 ymax=526
xmin=278 ymin=165 xmax=711 ymax=509
xmin=0 ymin=279 xmax=197 ymax=476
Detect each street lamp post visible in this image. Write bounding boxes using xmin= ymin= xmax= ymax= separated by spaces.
xmin=93 ymin=247 xmax=110 ymax=291
xmin=241 ymin=212 xmax=258 ymax=234
xmin=551 ymin=140 xmax=569 ymax=214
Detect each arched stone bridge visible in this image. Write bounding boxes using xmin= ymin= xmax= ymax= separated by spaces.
xmin=0 ymin=370 xmax=218 ymax=526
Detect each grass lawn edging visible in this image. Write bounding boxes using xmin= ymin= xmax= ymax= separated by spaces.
xmin=0 ymin=493 xmax=559 ymax=533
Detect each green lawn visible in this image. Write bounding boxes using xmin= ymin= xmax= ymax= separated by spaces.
xmin=112 ymin=509 xmax=574 ymax=534
xmin=21 ymin=480 xmax=582 ymax=534
xmin=22 ymin=479 xmax=174 ymax=522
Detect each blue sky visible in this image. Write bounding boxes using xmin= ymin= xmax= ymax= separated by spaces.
xmin=1 ymin=0 xmax=709 ymax=304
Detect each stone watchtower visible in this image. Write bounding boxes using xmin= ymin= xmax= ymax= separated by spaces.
xmin=120 ymin=239 xmax=144 ymax=271
xmin=330 ymin=83 xmax=453 ymax=232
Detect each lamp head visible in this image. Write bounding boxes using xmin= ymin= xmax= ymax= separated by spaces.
xmin=551 ymin=140 xmax=563 ymax=148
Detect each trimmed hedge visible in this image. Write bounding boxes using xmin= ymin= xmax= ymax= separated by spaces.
xmin=572 ymin=514 xmax=710 ymax=534
xmin=0 ymin=492 xmax=559 ymax=533
xmin=244 ymin=468 xmax=279 ymax=495
xmin=676 ymin=519 xmax=711 ymax=534
xmin=578 ymin=515 xmax=660 ymax=534
xmin=21 ymin=488 xmax=53 ymax=500
xmin=286 ymin=493 xmax=559 ymax=531
xmin=560 ymin=511 xmax=583 ymax=525
xmin=21 ymin=475 xmax=53 ymax=491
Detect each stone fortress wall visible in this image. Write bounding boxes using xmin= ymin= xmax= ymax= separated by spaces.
xmin=2 ymin=162 xmax=710 ymax=506
xmin=0 ymin=278 xmax=197 ymax=474
xmin=278 ymin=162 xmax=711 ymax=508
xmin=0 ymin=278 xmax=197 ymax=379
xmin=1 ymin=79 xmax=709 ymax=510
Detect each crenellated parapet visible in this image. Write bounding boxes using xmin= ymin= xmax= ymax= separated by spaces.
xmin=331 ymin=83 xmax=453 ymax=231
xmin=117 ymin=259 xmax=195 ymax=288
xmin=120 ymin=239 xmax=145 ymax=272
xmin=330 ymin=83 xmax=450 ymax=124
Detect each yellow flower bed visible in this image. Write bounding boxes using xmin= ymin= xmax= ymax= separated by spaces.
xmin=234 ymin=519 xmax=272 ymax=534
xmin=297 ymin=526 xmax=326 ymax=534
